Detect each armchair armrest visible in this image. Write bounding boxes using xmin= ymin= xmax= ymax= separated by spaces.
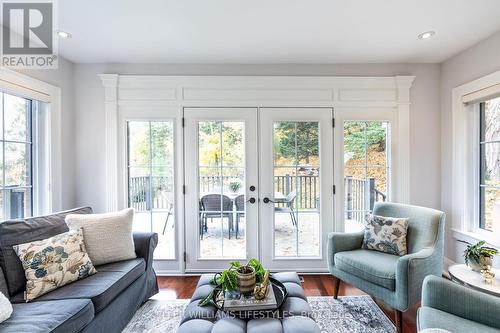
xmin=327 ymin=231 xmax=364 ymax=268
xmin=395 ymin=247 xmax=441 ymax=310
xmin=133 ymin=232 xmax=158 ymax=269
xmin=422 ymin=275 xmax=500 ymax=330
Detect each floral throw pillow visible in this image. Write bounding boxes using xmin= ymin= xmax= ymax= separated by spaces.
xmin=14 ymin=228 xmax=97 ymax=301
xmin=362 ymin=214 xmax=409 ymax=256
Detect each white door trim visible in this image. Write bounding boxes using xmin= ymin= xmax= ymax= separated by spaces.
xmin=99 ymin=75 xmax=415 ymax=274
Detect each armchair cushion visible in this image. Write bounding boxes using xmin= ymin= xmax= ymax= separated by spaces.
xmin=418 ymin=307 xmax=500 ymax=333
xmin=334 ymin=249 xmax=398 ymax=290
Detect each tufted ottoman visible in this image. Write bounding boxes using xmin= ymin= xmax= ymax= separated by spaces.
xmin=177 ymin=272 xmax=320 ymax=333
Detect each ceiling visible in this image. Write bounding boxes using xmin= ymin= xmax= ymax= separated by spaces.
xmin=55 ymin=0 xmax=500 ymax=64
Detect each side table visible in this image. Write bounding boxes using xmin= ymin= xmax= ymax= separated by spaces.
xmin=448 ymin=264 xmax=500 ymax=297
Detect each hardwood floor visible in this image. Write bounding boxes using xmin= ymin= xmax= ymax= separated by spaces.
xmin=157 ymin=274 xmax=418 ymax=333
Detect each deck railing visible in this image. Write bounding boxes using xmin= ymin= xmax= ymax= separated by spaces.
xmin=129 ymin=175 xmax=386 ymax=216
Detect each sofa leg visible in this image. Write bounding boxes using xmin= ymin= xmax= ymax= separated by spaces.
xmin=394 ymin=309 xmax=403 ymax=333
xmin=333 ymin=278 xmax=341 ymax=299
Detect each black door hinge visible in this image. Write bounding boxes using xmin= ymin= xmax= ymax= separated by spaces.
xmin=183 ymin=185 xmax=186 ymax=195
xmin=332 ymin=118 xmax=335 ymax=128
xmin=182 ymin=117 xmax=185 ymax=127
xmin=183 ymin=252 xmax=187 ymax=262
xmin=333 ymin=185 xmax=336 ymax=195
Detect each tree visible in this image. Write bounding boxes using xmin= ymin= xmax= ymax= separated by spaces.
xmin=344 ymin=122 xmax=386 ymax=158
xmin=274 ymin=122 xmax=319 ymax=164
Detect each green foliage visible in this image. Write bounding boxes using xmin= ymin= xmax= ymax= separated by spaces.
xmin=247 ymin=258 xmax=266 ymax=283
xmin=462 ymin=240 xmax=498 ymax=266
xmin=128 ymin=121 xmax=174 ymax=176
xmin=229 ymin=181 xmax=242 ymax=193
xmin=274 ymin=122 xmax=318 ymax=164
xmin=198 ymin=122 xmax=244 ymax=170
xmin=344 ymin=122 xmax=386 ymax=158
xmin=198 ymin=259 xmax=267 ymax=307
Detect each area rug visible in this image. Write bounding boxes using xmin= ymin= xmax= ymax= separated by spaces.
xmin=123 ymin=296 xmax=395 ymax=333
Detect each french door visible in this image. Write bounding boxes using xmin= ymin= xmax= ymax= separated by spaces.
xmin=184 ymin=108 xmax=259 ymax=271
xmin=259 ymin=108 xmax=334 ymax=271
xmin=184 ymin=107 xmax=334 ymax=272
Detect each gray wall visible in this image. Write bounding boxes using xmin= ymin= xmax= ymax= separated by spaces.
xmin=440 ymin=30 xmax=500 ymax=264
xmin=72 ymin=63 xmax=441 ymax=214
xmin=16 ymin=58 xmax=76 ymax=210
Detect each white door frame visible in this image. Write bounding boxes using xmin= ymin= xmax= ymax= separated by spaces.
xmin=259 ymin=108 xmax=334 ymax=272
xmin=184 ymin=107 xmax=259 ymax=272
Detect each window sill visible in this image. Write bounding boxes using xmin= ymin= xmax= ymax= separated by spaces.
xmin=451 ymin=228 xmax=500 ymax=249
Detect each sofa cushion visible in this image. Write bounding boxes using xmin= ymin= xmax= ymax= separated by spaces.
xmin=334 ymin=249 xmax=398 ymax=290
xmin=0 ymin=207 xmax=93 ymax=297
xmin=14 ymin=228 xmax=97 ymax=301
xmin=418 ymin=307 xmax=500 ymax=333
xmin=0 ymin=299 xmax=93 ymax=333
xmin=66 ymin=208 xmax=136 ymax=266
xmin=12 ymin=259 xmax=145 ymax=313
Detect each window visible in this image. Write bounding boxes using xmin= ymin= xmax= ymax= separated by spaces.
xmin=127 ymin=121 xmax=175 ymax=259
xmin=479 ymin=97 xmax=500 ymax=232
xmin=343 ymin=121 xmax=390 ymax=232
xmin=0 ymin=92 xmax=34 ymax=220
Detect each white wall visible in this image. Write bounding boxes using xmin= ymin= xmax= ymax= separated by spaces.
xmin=16 ymin=58 xmax=76 ymax=210
xmin=72 ymin=63 xmax=441 ymax=214
xmin=440 ymin=30 xmax=500 ymax=265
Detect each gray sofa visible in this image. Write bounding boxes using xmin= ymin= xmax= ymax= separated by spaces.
xmin=0 ymin=207 xmax=159 ymax=333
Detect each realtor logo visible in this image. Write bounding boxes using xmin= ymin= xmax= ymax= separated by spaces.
xmin=1 ymin=0 xmax=58 ymax=68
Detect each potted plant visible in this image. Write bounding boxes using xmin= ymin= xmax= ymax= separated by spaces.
xmin=198 ymin=258 xmax=267 ymax=306
xmin=236 ymin=265 xmax=256 ymax=295
xmin=462 ymin=240 xmax=498 ymax=272
xmin=228 ymin=181 xmax=242 ymax=193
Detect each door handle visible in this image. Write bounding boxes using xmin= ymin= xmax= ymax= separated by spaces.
xmin=248 ymin=197 xmax=256 ymax=204
xmin=263 ymin=197 xmax=274 ymax=204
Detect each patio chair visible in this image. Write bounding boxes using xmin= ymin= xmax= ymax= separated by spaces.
xmin=274 ymin=191 xmax=297 ymax=226
xmin=235 ymin=194 xmax=245 ymax=239
xmin=161 ymin=203 xmax=174 ymax=235
xmin=200 ymin=194 xmax=234 ymax=239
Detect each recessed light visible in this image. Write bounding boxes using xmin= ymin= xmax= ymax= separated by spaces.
xmin=418 ymin=31 xmax=435 ymax=40
xmin=56 ymin=30 xmax=72 ymax=39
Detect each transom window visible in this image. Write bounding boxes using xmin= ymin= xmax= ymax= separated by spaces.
xmin=0 ymin=92 xmax=33 ymax=220
xmin=479 ymin=97 xmax=500 ymax=232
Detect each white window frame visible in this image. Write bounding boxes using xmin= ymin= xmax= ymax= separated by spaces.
xmin=333 ymin=108 xmax=397 ymax=232
xmin=0 ymin=68 xmax=62 ymax=216
xmin=451 ymin=69 xmax=500 ymax=247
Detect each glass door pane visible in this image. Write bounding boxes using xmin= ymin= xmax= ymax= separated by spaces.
xmin=1 ymin=93 xmax=33 ymax=220
xmin=273 ymin=121 xmax=320 ymax=257
xmin=343 ymin=121 xmax=390 ymax=232
xmin=260 ymin=108 xmax=334 ymax=272
xmin=127 ymin=121 xmax=175 ymax=259
xmin=198 ymin=121 xmax=246 ymax=259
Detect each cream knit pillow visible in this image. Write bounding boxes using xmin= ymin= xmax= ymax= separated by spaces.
xmin=0 ymin=292 xmax=12 ymax=322
xmin=65 ymin=208 xmax=136 ymax=266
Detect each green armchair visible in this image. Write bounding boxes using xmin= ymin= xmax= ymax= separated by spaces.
xmin=418 ymin=275 xmax=500 ymax=333
xmin=327 ymin=202 xmax=445 ymax=333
